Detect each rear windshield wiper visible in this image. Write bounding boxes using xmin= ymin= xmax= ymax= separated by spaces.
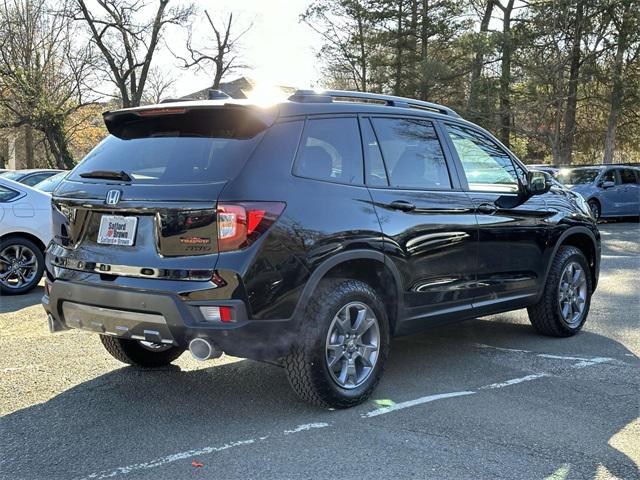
xmin=79 ymin=170 xmax=132 ymax=182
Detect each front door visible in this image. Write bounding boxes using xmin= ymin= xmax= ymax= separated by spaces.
xmin=442 ymin=122 xmax=552 ymax=313
xmin=361 ymin=116 xmax=479 ymax=331
xmin=599 ymin=168 xmax=624 ymax=216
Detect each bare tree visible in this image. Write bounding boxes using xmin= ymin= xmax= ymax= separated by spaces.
xmin=603 ymin=1 xmax=638 ymax=164
xmin=72 ymin=0 xmax=193 ymax=107
xmin=0 ymin=0 xmax=96 ymax=168
xmin=142 ymin=66 xmax=176 ymax=104
xmin=302 ymin=0 xmax=372 ymax=92
xmin=175 ymin=10 xmax=251 ymax=89
xmin=467 ymin=0 xmax=495 ymax=117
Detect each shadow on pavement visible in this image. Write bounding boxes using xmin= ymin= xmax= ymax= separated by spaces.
xmin=1 ymin=320 xmax=637 ymax=480
xmin=0 ymin=286 xmax=44 ymax=314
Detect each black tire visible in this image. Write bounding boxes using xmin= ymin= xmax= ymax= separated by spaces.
xmin=0 ymin=236 xmax=45 ymax=295
xmin=528 ymin=246 xmax=592 ymax=337
xmin=99 ymin=335 xmax=185 ymax=367
xmin=587 ymin=199 xmax=600 ymax=220
xmin=284 ymin=278 xmax=390 ymax=408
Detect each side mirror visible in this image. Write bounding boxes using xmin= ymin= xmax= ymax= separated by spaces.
xmin=601 ymin=180 xmax=615 ymax=189
xmin=526 ymin=170 xmax=550 ymax=196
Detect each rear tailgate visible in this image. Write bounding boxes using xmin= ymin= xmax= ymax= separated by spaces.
xmin=50 ymin=105 xmax=272 ymax=278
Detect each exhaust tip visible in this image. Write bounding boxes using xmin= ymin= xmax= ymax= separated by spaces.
xmin=189 ymin=338 xmax=222 ymax=361
xmin=47 ymin=314 xmax=56 ymax=333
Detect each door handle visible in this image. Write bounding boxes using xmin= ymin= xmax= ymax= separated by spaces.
xmin=387 ymin=200 xmax=416 ymax=212
xmin=476 ymin=203 xmax=498 ymax=215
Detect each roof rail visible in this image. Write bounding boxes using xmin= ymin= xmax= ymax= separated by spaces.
xmin=288 ymin=89 xmax=461 ymax=118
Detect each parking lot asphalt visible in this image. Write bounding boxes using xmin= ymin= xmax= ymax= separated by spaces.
xmin=1 ymin=222 xmax=638 ymax=480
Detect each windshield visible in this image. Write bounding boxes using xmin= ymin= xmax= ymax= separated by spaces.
xmin=34 ymin=172 xmax=66 ymax=192
xmin=556 ymin=168 xmax=600 ymax=185
xmin=70 ymin=108 xmax=267 ymax=185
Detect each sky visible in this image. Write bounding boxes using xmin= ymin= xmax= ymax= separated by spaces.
xmin=162 ymin=0 xmax=321 ymax=98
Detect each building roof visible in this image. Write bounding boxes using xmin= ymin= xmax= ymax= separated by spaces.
xmin=181 ymin=76 xmax=296 ymax=100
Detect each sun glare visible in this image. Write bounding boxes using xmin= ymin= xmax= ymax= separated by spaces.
xmin=245 ymin=84 xmax=289 ymax=105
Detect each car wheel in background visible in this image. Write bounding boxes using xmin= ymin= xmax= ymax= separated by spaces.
xmin=587 ymin=199 xmax=600 ymax=220
xmin=99 ymin=335 xmax=185 ymax=367
xmin=0 ymin=236 xmax=45 ymax=295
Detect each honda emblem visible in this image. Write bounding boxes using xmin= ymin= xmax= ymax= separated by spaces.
xmin=105 ymin=190 xmax=121 ymax=206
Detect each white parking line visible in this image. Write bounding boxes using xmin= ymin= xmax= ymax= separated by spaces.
xmin=77 ymin=349 xmax=616 ymax=479
xmin=479 ymin=373 xmax=549 ymax=390
xmin=473 ymin=343 xmax=531 ymax=353
xmin=283 ymin=422 xmax=329 ymax=434
xmin=79 ymin=439 xmax=260 ymax=480
xmin=474 ymin=343 xmax=618 ymax=365
xmin=79 ymin=423 xmax=326 ymax=480
xmin=362 ymin=391 xmax=475 ymax=418
xmin=572 ymin=357 xmax=613 ymax=369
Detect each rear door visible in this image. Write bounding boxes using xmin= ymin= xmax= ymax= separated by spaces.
xmin=51 ymin=107 xmax=269 ymax=278
xmin=442 ymin=122 xmax=552 ymax=312
xmin=362 ymin=115 xmax=479 ymax=330
xmin=618 ymin=168 xmax=640 ymax=215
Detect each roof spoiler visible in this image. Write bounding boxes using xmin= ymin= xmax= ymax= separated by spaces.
xmin=102 ymin=103 xmax=278 ymax=137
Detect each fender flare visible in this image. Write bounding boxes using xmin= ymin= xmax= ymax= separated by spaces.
xmin=291 ymin=249 xmax=404 ymax=331
xmin=541 ymin=226 xmax=600 ymax=295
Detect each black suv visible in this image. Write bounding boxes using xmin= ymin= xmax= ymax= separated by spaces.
xmin=43 ymin=90 xmax=600 ymax=408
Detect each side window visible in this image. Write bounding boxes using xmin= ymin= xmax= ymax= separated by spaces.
xmin=294 ymin=117 xmax=363 ymax=184
xmin=371 ymin=117 xmax=451 ymax=189
xmin=620 ymin=169 xmax=637 ymax=184
xmin=361 ymin=118 xmax=388 ymax=186
xmin=446 ymin=124 xmax=519 ymax=193
xmin=602 ymin=169 xmax=617 ymax=184
xmin=0 ymin=185 xmax=20 ymax=202
xmin=22 ymin=173 xmax=50 ymax=186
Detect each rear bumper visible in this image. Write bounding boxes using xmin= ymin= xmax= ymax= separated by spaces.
xmin=42 ymin=279 xmax=296 ymax=360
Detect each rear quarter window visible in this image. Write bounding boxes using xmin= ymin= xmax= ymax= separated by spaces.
xmin=0 ymin=185 xmax=20 ymax=202
xmin=293 ymin=117 xmax=364 ymax=185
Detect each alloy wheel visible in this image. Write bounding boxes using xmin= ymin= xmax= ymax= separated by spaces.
xmin=0 ymin=244 xmax=39 ymax=291
xmin=557 ymin=261 xmax=588 ymax=327
xmin=325 ymin=301 xmax=380 ymax=389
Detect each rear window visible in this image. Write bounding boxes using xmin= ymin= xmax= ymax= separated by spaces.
xmin=70 ymin=109 xmax=267 ymax=185
xmin=1 ymin=171 xmax=24 ymax=181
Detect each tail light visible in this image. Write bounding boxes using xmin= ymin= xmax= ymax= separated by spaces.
xmin=217 ymin=202 xmax=285 ymax=252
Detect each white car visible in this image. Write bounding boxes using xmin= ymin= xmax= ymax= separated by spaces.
xmin=0 ymin=177 xmax=52 ymax=294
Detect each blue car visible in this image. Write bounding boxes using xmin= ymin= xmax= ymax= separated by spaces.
xmin=556 ymin=166 xmax=640 ymax=219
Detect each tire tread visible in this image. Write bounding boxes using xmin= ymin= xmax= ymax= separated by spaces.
xmin=528 ymin=246 xmax=591 ymax=337
xmin=284 ymin=278 xmax=389 ymax=408
xmin=99 ymin=335 xmax=184 ymax=367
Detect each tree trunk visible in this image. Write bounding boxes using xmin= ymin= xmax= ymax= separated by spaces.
xmin=357 ymin=13 xmax=367 ymax=91
xmin=419 ymin=0 xmax=430 ymax=100
xmin=468 ymin=0 xmax=494 ymax=118
xmin=559 ymin=1 xmax=584 ymax=166
xmin=213 ymin=60 xmax=224 ymax=89
xmin=408 ymin=0 xmax=418 ymax=95
xmin=25 ymin=125 xmax=34 ymax=169
xmin=394 ymin=0 xmax=405 ymax=95
xmin=43 ymin=122 xmax=74 ymax=169
xmin=499 ymin=0 xmax=515 ymax=148
xmin=603 ymin=4 xmax=631 ymax=164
